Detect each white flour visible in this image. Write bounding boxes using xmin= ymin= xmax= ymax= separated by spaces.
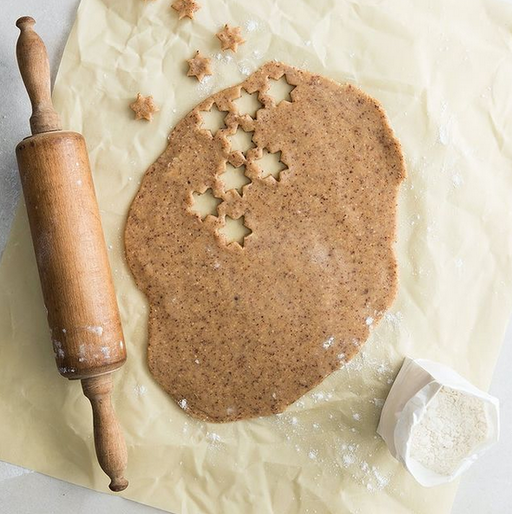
xmin=134 ymin=384 xmax=147 ymax=397
xmin=409 ymin=386 xmax=489 ymax=476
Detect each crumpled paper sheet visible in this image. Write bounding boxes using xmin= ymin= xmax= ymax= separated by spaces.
xmin=1 ymin=0 xmax=512 ymax=512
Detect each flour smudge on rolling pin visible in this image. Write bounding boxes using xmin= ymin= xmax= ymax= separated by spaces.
xmin=85 ymin=325 xmax=104 ymax=336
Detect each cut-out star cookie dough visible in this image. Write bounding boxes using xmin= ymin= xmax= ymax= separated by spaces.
xmin=171 ymin=0 xmax=200 ymax=19
xmin=129 ymin=93 xmax=159 ymax=121
xmin=186 ymin=51 xmax=212 ymax=81
xmin=216 ymin=24 xmax=245 ymax=52
xmin=125 ymin=62 xmax=406 ymax=423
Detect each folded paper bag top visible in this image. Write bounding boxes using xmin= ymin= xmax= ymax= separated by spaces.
xmin=377 ymin=358 xmax=499 ymax=487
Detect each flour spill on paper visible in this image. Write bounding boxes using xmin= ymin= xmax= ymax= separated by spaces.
xmin=438 ymin=101 xmax=455 ymax=146
xmin=206 ymin=432 xmax=222 ymax=443
xmin=451 ymin=172 xmax=464 ymax=188
xmin=383 ymin=311 xmax=403 ymax=330
xmin=244 ymin=19 xmax=259 ymax=32
xmin=238 ymin=60 xmax=255 ymax=76
xmin=214 ymin=52 xmax=233 ymax=65
xmin=256 ymin=334 xmax=399 ymax=492
xmin=195 ymin=75 xmax=215 ymax=97
xmin=134 ymin=384 xmax=147 ymax=397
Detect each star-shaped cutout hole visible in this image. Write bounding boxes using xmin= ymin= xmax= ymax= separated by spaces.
xmin=187 ymin=51 xmax=213 ymax=82
xmin=257 ymin=149 xmax=287 ymax=180
xmin=267 ymin=76 xmax=295 ymax=105
xmin=220 ymin=163 xmax=250 ymax=194
xmin=200 ymin=104 xmax=227 ymax=136
xmin=172 ymin=0 xmax=200 ymax=20
xmin=130 ymin=93 xmax=159 ymax=121
xmin=234 ymin=90 xmax=262 ymax=118
xmin=216 ymin=24 xmax=245 ymax=53
xmin=191 ymin=188 xmax=222 ymax=219
xmin=228 ymin=127 xmax=255 ymax=154
xmin=219 ymin=216 xmax=252 ymax=247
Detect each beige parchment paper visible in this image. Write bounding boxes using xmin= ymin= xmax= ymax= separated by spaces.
xmin=1 ymin=0 xmax=512 ymax=512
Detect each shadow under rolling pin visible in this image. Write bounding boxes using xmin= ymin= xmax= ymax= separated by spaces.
xmin=14 ymin=16 xmax=129 ymax=492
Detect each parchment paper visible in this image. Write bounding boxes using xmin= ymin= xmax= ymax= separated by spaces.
xmin=1 ymin=0 xmax=512 ymax=512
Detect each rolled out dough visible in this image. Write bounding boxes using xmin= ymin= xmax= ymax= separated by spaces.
xmin=125 ymin=62 xmax=406 ymax=422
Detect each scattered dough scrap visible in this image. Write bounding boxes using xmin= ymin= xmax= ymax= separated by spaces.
xmin=216 ymin=24 xmax=245 ymax=52
xmin=187 ymin=51 xmax=212 ymax=82
xmin=125 ymin=62 xmax=406 ymax=423
xmin=171 ymin=0 xmax=200 ymax=19
xmin=130 ymin=93 xmax=159 ymax=121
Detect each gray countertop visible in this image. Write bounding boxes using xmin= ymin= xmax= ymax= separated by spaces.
xmin=1 ymin=1 xmax=511 ymax=513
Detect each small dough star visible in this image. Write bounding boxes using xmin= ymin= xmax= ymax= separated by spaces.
xmin=171 ymin=0 xmax=200 ymax=20
xmin=187 ymin=51 xmax=212 ymax=82
xmin=130 ymin=93 xmax=159 ymax=121
xmin=216 ymin=24 xmax=245 ymax=53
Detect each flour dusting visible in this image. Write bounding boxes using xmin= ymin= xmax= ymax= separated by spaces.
xmin=85 ymin=325 xmax=104 ymax=337
xmin=238 ymin=60 xmax=255 ymax=77
xmin=438 ymin=102 xmax=454 ymax=146
xmin=322 ymin=336 xmax=335 ymax=349
xmin=340 ymin=443 xmax=391 ymax=492
xmin=384 ymin=311 xmax=403 ymax=330
xmin=244 ymin=19 xmax=259 ymax=32
xmin=134 ymin=384 xmax=147 ymax=397
xmin=207 ymin=432 xmax=221 ymax=443
xmin=308 ymin=449 xmax=318 ymax=460
xmin=52 ymin=340 xmax=65 ymax=359
xmin=451 ymin=173 xmax=464 ymax=188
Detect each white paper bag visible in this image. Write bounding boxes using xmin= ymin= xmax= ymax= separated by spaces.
xmin=377 ymin=358 xmax=500 ymax=487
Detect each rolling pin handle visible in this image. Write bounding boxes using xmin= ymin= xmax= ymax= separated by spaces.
xmin=16 ymin=16 xmax=62 ymax=135
xmin=81 ymin=374 xmax=129 ymax=492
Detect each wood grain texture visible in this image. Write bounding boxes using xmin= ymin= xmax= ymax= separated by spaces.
xmin=16 ymin=132 xmax=126 ymax=379
xmin=16 ymin=17 xmax=61 ymax=135
xmin=82 ymin=375 xmax=129 ymax=492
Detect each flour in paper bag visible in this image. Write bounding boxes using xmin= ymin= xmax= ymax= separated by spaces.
xmin=409 ymin=386 xmax=490 ymax=476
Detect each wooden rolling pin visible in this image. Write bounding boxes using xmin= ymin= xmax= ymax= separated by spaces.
xmin=14 ymin=17 xmax=129 ymax=492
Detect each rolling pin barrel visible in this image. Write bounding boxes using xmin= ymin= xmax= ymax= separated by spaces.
xmin=15 ymin=17 xmax=128 ymax=492
xmin=16 ymin=132 xmax=127 ymax=379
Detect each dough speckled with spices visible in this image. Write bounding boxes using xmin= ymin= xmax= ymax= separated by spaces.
xmin=125 ymin=62 xmax=406 ymax=422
